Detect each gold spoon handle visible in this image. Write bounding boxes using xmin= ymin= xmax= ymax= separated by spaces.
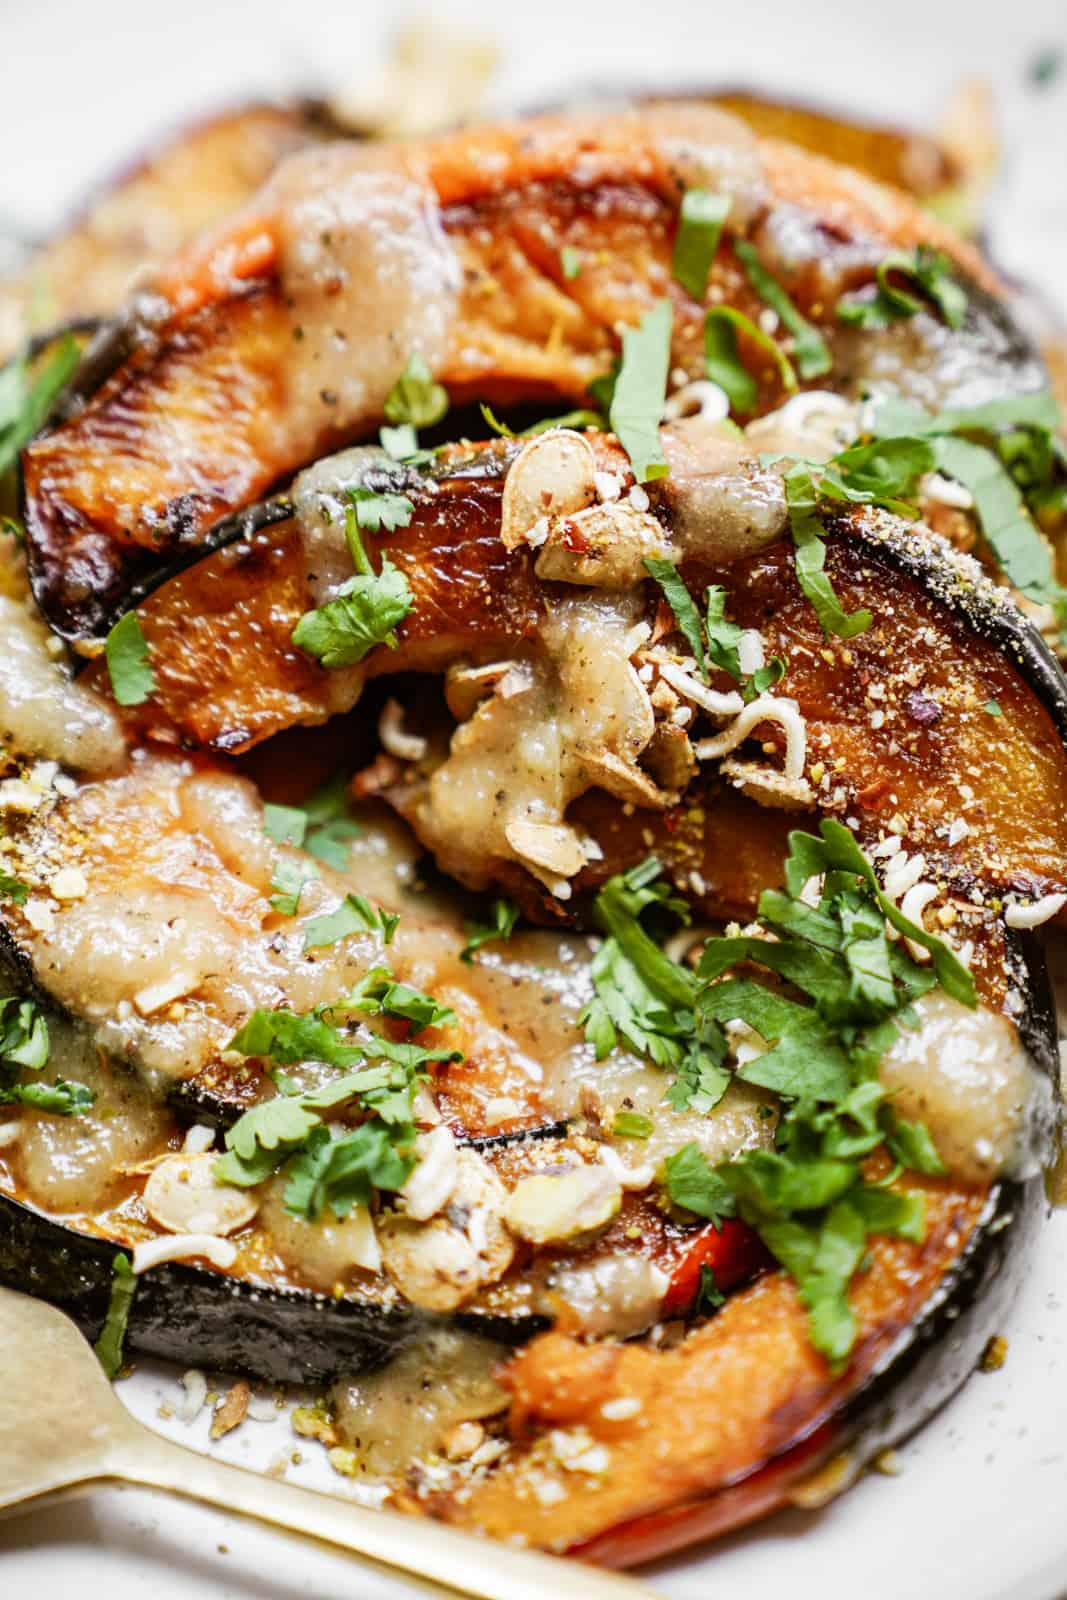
xmin=109 ymin=1426 xmax=659 ymax=1600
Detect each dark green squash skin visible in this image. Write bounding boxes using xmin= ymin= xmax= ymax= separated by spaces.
xmin=0 ymin=1191 xmax=548 ymax=1384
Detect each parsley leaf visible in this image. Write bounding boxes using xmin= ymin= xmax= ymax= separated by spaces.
xmin=105 ymin=612 xmax=156 ymax=707
xmin=784 ymin=465 xmax=873 ymax=639
xmin=703 ymin=584 xmax=745 ymax=679
xmin=664 ymin=1143 xmax=737 ymax=1226
xmin=704 ymin=306 xmax=797 ymax=414
xmin=670 ymin=820 xmax=968 ymax=1365
xmin=263 ymin=803 xmax=308 ymax=847
xmin=379 ymin=422 xmax=419 ymax=460
xmin=0 ymin=333 xmax=80 ymax=478
xmin=644 ymin=557 xmax=709 ymax=678
xmin=0 ymin=869 xmax=28 ymax=905
xmin=292 ymin=497 xmax=414 ymax=670
xmin=581 ymin=860 xmax=730 ymax=1111
xmin=819 ymin=435 xmax=936 ymax=516
xmin=283 ymin=1120 xmax=414 ymax=1221
xmin=612 ymin=1109 xmax=653 ymax=1138
xmin=383 ymin=353 xmax=448 ymax=429
xmin=696 ymin=1263 xmax=726 ymax=1312
xmin=0 ymin=996 xmax=93 ymax=1115
xmin=609 ymin=299 xmax=672 ymax=483
xmin=837 ymin=246 xmax=967 ymax=331
xmin=269 ymin=857 xmax=317 ymax=917
xmin=93 ymin=1252 xmax=137 ymax=1380
xmin=733 ymin=240 xmax=832 ymax=380
xmin=672 ymin=190 xmax=729 ymax=301
xmin=560 ymin=246 xmax=583 ymax=280
xmin=933 ymin=435 xmax=1060 ymax=602
xmin=262 ymin=773 xmax=361 ymax=870
xmin=330 ymin=967 xmax=456 ymax=1031
xmin=461 ymin=898 xmax=519 ymax=961
xmin=302 ymin=893 xmax=399 ymax=951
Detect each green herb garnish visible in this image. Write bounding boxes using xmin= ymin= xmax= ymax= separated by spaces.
xmin=0 ymin=333 xmax=80 ymax=479
xmin=262 ymin=771 xmax=361 ymax=870
xmin=302 ymin=893 xmax=399 ymax=951
xmin=783 ymin=465 xmax=873 ymax=639
xmin=612 ymin=1109 xmax=653 ymax=1139
xmin=269 ymin=857 xmax=317 ymax=917
xmin=461 ymin=898 xmax=520 ymax=961
xmin=560 ymin=246 xmax=583 ymax=281
xmin=704 ymin=306 xmax=797 ymax=414
xmin=93 ymin=1252 xmax=136 ymax=1380
xmin=609 ymin=299 xmax=673 ymax=483
xmin=292 ymin=492 xmax=414 ymax=670
xmin=672 ymin=190 xmax=729 ymax=301
xmin=383 ymin=353 xmax=448 ymax=429
xmin=104 ymin=612 xmax=156 ymax=707
xmin=0 ymin=996 xmax=94 ymax=1116
xmin=837 ymin=246 xmax=967 ymax=331
xmin=733 ymin=240 xmax=832 ymax=380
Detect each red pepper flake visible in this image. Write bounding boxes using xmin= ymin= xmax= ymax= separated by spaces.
xmin=855 ymin=776 xmax=891 ymax=811
xmin=559 ymin=519 xmax=590 ymax=554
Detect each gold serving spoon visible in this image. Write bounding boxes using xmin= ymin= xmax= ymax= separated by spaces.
xmin=0 ymin=1287 xmax=659 ymax=1599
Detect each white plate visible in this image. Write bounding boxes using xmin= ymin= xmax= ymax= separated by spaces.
xmin=2 ymin=2 xmax=1066 ymax=1595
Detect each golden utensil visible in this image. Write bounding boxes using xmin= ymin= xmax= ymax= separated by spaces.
xmin=0 ymin=1286 xmax=658 ymax=1600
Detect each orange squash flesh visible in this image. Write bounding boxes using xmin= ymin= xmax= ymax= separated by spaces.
xmin=22 ymin=105 xmax=1000 ymax=639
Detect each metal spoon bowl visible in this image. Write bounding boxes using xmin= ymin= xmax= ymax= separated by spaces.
xmin=0 ymin=1286 xmax=656 ymax=1600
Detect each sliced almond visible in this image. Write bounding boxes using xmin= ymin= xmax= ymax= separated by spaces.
xmin=500 ymin=429 xmax=597 ymax=550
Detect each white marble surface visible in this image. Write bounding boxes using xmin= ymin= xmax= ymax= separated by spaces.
xmin=2 ymin=3 xmax=1066 ymax=1596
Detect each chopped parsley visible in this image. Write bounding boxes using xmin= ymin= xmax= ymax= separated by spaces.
xmin=262 ymin=771 xmax=361 ymax=870
xmin=869 ymin=389 xmax=1067 ymax=637
xmin=612 ymin=1109 xmax=653 ymax=1139
xmin=302 ymin=893 xmax=399 ymax=951
xmin=461 ymin=897 xmax=520 ymax=962
xmin=733 ymin=240 xmax=832 ymax=381
xmin=590 ymin=824 xmax=967 ymax=1364
xmin=0 ymin=996 xmax=93 ymax=1115
xmin=104 ymin=612 xmax=156 ymax=707
xmin=215 ymin=987 xmax=459 ymax=1215
xmin=783 ymin=465 xmax=874 ymax=639
xmin=560 ymin=246 xmax=583 ymax=281
xmin=0 ymin=332 xmax=80 ymax=479
xmin=93 ymin=1252 xmax=137 ymax=1380
xmin=383 ymin=353 xmax=448 ymax=430
xmin=0 ymin=868 xmax=28 ymax=905
xmin=292 ymin=492 xmax=414 ymax=670
xmin=672 ymin=190 xmax=729 ymax=302
xmin=644 ymin=558 xmax=708 ymax=678
xmin=984 ymin=699 xmax=1003 ymax=717
xmin=704 ymin=306 xmax=797 ymax=415
xmin=659 ymin=821 xmax=966 ymax=1364
xmin=837 ymin=245 xmax=967 ymax=331
xmin=269 ymin=857 xmax=317 ymax=917
xmin=644 ymin=562 xmax=787 ymax=701
xmin=696 ymin=1263 xmax=726 ymax=1312
xmin=331 ymin=967 xmax=457 ymax=1031
xmin=580 ymin=859 xmax=730 ymax=1114
xmin=609 ymin=299 xmax=673 ymax=483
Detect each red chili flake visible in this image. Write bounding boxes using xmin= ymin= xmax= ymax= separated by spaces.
xmin=855 ymin=776 xmax=891 ymax=811
xmin=559 ymin=519 xmax=590 ymax=554
xmin=905 ymin=691 xmax=942 ymax=726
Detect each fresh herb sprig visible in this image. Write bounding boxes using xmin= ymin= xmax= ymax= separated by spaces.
xmin=579 ymin=859 xmax=730 ymax=1114
xmin=0 ymin=996 xmax=93 ymax=1115
xmin=867 ymin=390 xmax=1067 ymax=637
xmin=837 ymin=246 xmax=967 ymax=332
xmin=609 ymin=299 xmax=673 ymax=483
xmin=643 ymin=561 xmax=785 ymax=699
xmin=216 ymin=980 xmax=460 ymax=1218
xmin=263 ymin=769 xmax=361 ymax=871
xmin=655 ymin=819 xmax=969 ymax=1365
xmin=292 ymin=491 xmax=414 ymax=670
